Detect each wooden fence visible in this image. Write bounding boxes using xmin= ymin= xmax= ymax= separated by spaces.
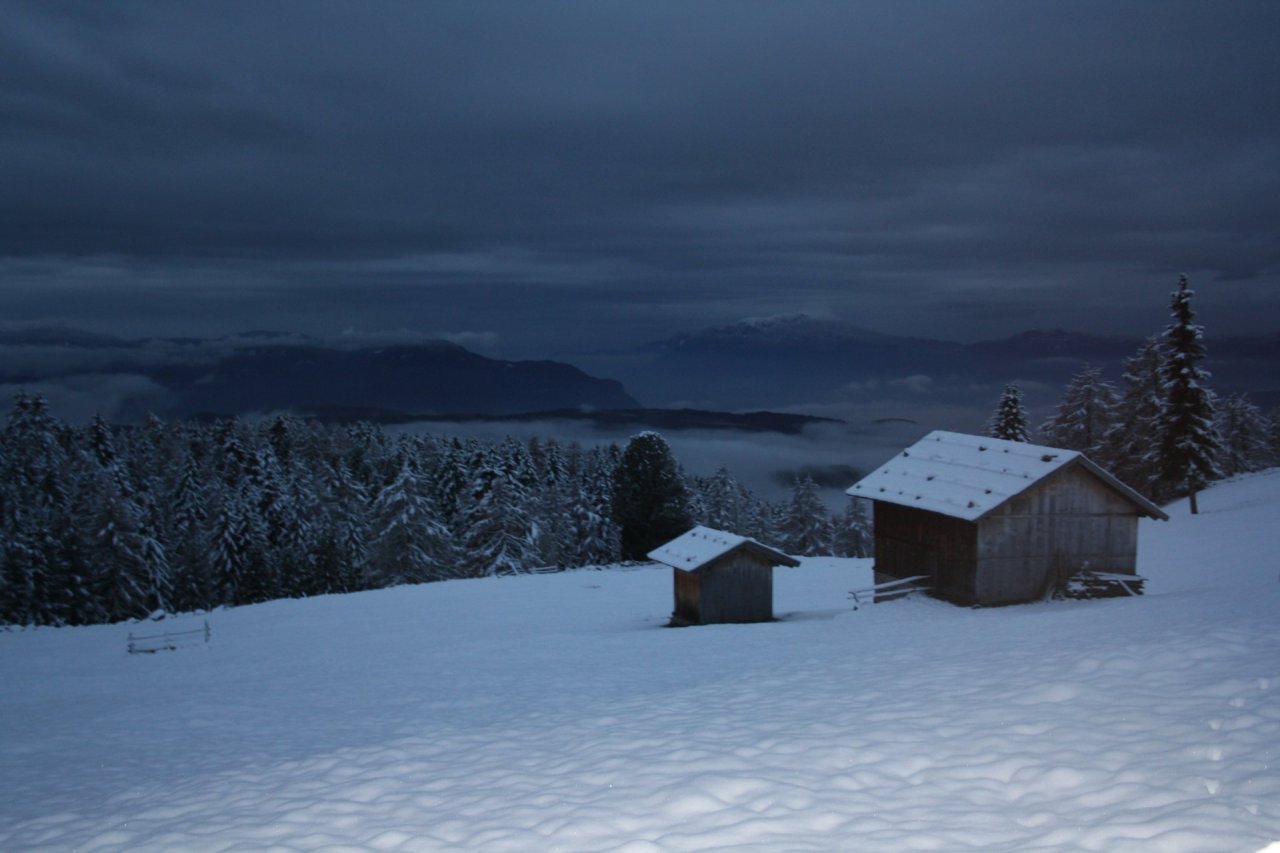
xmin=127 ymin=621 xmax=212 ymax=655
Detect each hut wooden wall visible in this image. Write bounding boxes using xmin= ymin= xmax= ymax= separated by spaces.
xmin=675 ymin=552 xmax=775 ymax=624
xmin=975 ymin=465 xmax=1141 ymax=604
xmin=673 ymin=569 xmax=701 ymax=624
xmin=873 ymin=502 xmax=978 ymax=604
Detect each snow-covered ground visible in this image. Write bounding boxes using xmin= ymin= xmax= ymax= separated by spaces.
xmin=2 ymin=472 xmax=1279 ymax=852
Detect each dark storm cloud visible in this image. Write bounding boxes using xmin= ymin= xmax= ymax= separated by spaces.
xmin=2 ymin=1 xmax=1278 ymax=350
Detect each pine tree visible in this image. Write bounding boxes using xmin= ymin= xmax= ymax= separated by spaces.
xmin=780 ymin=475 xmax=833 ymax=557
xmin=367 ymin=460 xmax=448 ymax=585
xmin=985 ymin=383 xmax=1031 ymax=442
xmin=1104 ymin=337 xmax=1166 ymax=493
xmin=163 ymin=448 xmax=215 ymax=612
xmin=84 ymin=471 xmax=172 ymax=621
xmin=209 ymin=494 xmax=259 ymax=606
xmin=740 ymin=494 xmax=780 ymax=545
xmin=314 ymin=458 xmax=370 ymax=593
xmin=833 ymin=497 xmax=873 ymax=558
xmin=1038 ymin=366 xmax=1119 ymax=457
xmin=697 ymin=466 xmax=753 ymax=532
xmin=610 ymin=432 xmax=694 ymax=560
xmin=459 ymin=469 xmax=540 ymax=577
xmin=1153 ymin=275 xmax=1224 ymax=513
xmin=1215 ymin=393 xmax=1271 ymax=477
xmin=86 ymin=413 xmax=117 ymax=468
xmin=561 ymin=444 xmax=620 ymax=567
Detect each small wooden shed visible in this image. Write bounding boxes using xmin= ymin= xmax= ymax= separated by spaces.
xmin=648 ymin=526 xmax=800 ymax=625
xmin=848 ymin=431 xmax=1168 ymax=606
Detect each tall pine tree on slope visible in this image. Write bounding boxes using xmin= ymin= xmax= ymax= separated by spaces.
xmin=1039 ymin=366 xmax=1119 ymax=458
xmin=611 ymin=432 xmax=693 ymax=561
xmin=985 ymin=383 xmax=1031 ymax=442
xmin=1152 ymin=275 xmax=1223 ymax=513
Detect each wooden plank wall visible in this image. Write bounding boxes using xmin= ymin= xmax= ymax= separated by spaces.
xmin=976 ymin=465 xmax=1141 ymax=604
xmin=673 ymin=569 xmax=701 ymax=624
xmin=873 ymin=502 xmax=978 ymax=604
xmin=698 ymin=553 xmax=774 ymax=623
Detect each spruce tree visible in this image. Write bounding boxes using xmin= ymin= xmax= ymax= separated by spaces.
xmin=1104 ymin=337 xmax=1166 ymax=493
xmin=1153 ymin=275 xmax=1223 ymax=513
xmin=1039 ymin=366 xmax=1119 ymax=457
xmin=780 ymin=475 xmax=833 ymax=557
xmin=697 ymin=466 xmax=752 ymax=532
xmin=458 ymin=449 xmax=540 ymax=577
xmin=610 ymin=432 xmax=694 ymax=561
xmin=1215 ymin=393 xmax=1271 ymax=477
xmin=368 ymin=460 xmax=448 ymax=585
xmin=833 ymin=497 xmax=873 ymax=558
xmin=562 ymin=444 xmax=621 ymax=567
xmin=985 ymin=383 xmax=1031 ymax=442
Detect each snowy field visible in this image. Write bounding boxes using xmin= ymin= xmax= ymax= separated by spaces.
xmin=2 ymin=472 xmax=1279 ymax=852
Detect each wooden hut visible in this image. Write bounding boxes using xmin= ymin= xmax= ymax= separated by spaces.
xmin=649 ymin=526 xmax=800 ymax=625
xmin=847 ymin=431 xmax=1168 ymax=606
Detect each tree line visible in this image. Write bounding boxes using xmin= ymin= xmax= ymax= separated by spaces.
xmin=986 ymin=276 xmax=1279 ymax=510
xmin=0 ymin=405 xmax=870 ymax=627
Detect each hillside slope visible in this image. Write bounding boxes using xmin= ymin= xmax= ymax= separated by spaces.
xmin=1 ymin=473 xmax=1278 ymax=851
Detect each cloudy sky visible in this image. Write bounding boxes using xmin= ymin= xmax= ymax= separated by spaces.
xmin=3 ymin=1 xmax=1278 ymax=359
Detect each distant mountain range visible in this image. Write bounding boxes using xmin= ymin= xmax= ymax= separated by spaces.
xmin=0 ymin=330 xmax=637 ymax=420
xmin=612 ymin=314 xmax=1280 ymax=410
xmin=2 ymin=318 xmax=1276 ymax=425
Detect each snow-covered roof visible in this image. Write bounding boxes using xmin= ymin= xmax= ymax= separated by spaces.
xmin=647 ymin=525 xmax=800 ymax=572
xmin=847 ymin=431 xmax=1167 ymax=522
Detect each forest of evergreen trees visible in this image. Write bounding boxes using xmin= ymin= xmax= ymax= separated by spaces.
xmin=0 ymin=398 xmax=871 ymax=627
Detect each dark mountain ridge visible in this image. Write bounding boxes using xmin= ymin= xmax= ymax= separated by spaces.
xmin=0 ymin=333 xmax=638 ymax=420
xmin=615 ymin=314 xmax=1280 ymax=410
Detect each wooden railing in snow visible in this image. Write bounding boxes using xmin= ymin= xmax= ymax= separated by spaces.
xmin=848 ymin=575 xmax=931 ymax=609
xmin=127 ymin=621 xmax=211 ymax=655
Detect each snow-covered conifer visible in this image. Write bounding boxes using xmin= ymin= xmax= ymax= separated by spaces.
xmin=610 ymin=432 xmax=694 ymax=561
xmin=84 ymin=471 xmax=172 ymax=620
xmin=780 ymin=475 xmax=833 ymax=557
xmin=1215 ymin=394 xmax=1271 ymax=477
xmin=1104 ymin=337 xmax=1165 ymax=493
xmin=696 ymin=467 xmax=753 ymax=533
xmin=367 ymin=460 xmax=448 ymax=585
xmin=463 ymin=483 xmax=536 ymax=576
xmin=1039 ymin=366 xmax=1119 ymax=457
xmin=985 ymin=383 xmax=1030 ymax=442
xmin=1153 ymin=275 xmax=1224 ymax=512
xmin=833 ymin=497 xmax=873 ymax=558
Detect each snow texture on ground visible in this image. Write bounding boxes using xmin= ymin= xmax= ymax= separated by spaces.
xmin=2 ymin=471 xmax=1279 ymax=851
